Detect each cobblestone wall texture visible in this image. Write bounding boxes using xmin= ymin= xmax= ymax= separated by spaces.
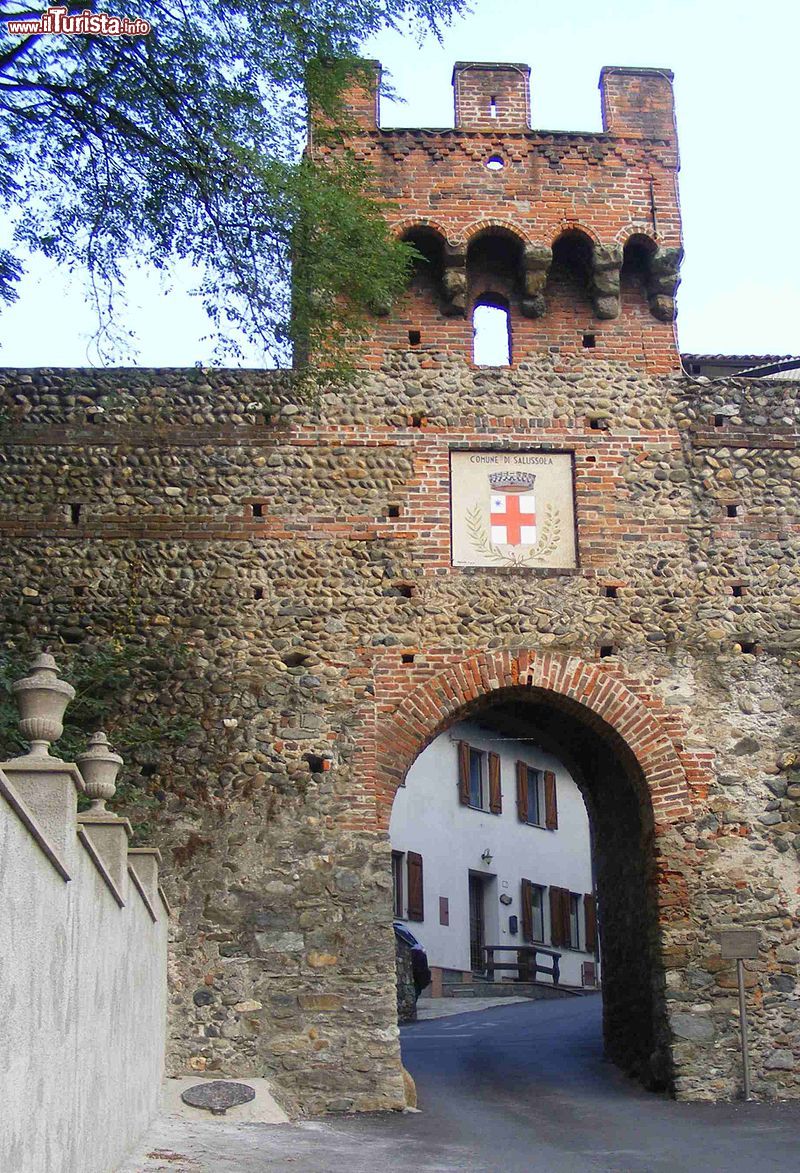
xmin=0 ymin=355 xmax=798 ymax=1111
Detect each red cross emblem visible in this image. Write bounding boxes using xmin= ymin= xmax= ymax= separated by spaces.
xmin=490 ymin=492 xmax=537 ymax=546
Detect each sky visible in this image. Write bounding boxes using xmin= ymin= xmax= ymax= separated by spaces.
xmin=1 ymin=0 xmax=798 ymax=367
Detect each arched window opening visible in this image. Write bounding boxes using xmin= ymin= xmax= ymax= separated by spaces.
xmin=401 ymin=227 xmax=445 ymax=291
xmin=620 ymin=234 xmax=657 ymax=315
xmin=550 ymin=229 xmax=593 ymax=293
xmin=466 ymin=229 xmax=523 ymax=365
xmin=467 ymin=230 xmax=521 ymax=286
xmin=621 ymin=234 xmax=656 ymax=286
xmin=473 ymin=295 xmax=511 ymax=366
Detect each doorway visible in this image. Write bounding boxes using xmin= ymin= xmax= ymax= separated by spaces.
xmin=468 ymin=873 xmax=487 ymax=974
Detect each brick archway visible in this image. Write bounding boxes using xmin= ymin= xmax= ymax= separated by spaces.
xmin=371 ymin=647 xmax=699 ymax=1089
xmin=374 ymin=649 xmax=693 ymax=832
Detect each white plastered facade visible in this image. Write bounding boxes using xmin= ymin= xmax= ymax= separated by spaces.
xmin=389 ymin=719 xmax=599 ymax=989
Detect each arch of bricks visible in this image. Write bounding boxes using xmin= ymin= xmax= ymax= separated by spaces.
xmin=614 ymin=222 xmax=659 ymax=247
xmin=463 ymin=217 xmax=532 ymax=247
xmin=392 ymin=217 xmax=452 ymax=243
xmin=370 ymin=648 xmax=699 ymax=832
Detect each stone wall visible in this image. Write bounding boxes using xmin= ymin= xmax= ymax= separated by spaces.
xmin=0 ymin=355 xmax=798 ymax=1109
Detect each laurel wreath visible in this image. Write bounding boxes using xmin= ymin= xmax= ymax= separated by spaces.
xmin=466 ymin=502 xmax=562 ymax=566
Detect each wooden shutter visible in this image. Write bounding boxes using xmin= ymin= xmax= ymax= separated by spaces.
xmin=488 ymin=752 xmax=502 ymax=815
xmin=561 ymin=889 xmax=572 ymax=947
xmin=407 ymin=852 xmax=424 ymax=921
xmin=457 ymin=741 xmax=471 ymax=806
xmin=544 ymin=770 xmax=558 ymax=830
xmin=549 ymin=886 xmax=570 ymax=947
xmin=520 ymin=878 xmax=533 ymax=943
xmin=584 ymin=893 xmax=597 ymax=953
xmin=515 ymin=761 xmax=528 ymax=822
xmin=549 ymin=886 xmax=561 ymax=946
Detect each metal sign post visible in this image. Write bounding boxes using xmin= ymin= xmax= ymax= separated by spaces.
xmin=719 ymin=929 xmax=761 ymax=1102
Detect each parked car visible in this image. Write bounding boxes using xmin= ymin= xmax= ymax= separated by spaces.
xmin=393 ymin=922 xmax=432 ymax=997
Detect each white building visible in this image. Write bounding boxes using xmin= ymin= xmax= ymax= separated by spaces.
xmin=390 ymin=719 xmax=599 ymax=991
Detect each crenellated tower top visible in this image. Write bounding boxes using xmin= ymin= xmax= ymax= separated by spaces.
xmin=321 ymin=61 xmax=683 ymax=373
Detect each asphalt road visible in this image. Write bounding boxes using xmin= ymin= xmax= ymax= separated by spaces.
xmin=125 ymin=995 xmax=800 ymax=1173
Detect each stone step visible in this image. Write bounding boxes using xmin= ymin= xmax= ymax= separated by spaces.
xmin=437 ymin=980 xmax=590 ymax=1001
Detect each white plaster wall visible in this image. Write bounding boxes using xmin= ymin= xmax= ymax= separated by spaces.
xmin=389 ymin=720 xmax=597 ymax=988
xmin=0 ymin=787 xmax=168 ymax=1173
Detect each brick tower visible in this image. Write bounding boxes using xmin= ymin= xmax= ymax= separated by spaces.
xmin=325 ymin=60 xmax=683 ymax=372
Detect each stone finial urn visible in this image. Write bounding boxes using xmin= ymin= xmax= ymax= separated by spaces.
xmin=11 ymin=653 xmax=76 ymax=757
xmin=77 ymin=731 xmax=124 ymax=811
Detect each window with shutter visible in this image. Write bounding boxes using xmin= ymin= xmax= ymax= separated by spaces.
xmin=549 ymin=885 xmax=562 ymax=946
xmin=569 ymin=893 xmax=581 ymax=949
xmin=516 ymin=760 xmax=528 ymax=821
xmin=520 ymin=884 xmax=545 ymax=948
xmin=549 ymin=885 xmax=571 ymax=947
xmin=488 ymin=752 xmax=502 ymax=815
xmin=532 ymin=886 xmax=544 ymax=942
xmin=517 ymin=763 xmax=550 ymax=827
xmin=520 ymin=878 xmax=533 ymax=942
xmin=526 ymin=767 xmax=541 ymax=824
xmin=468 ymin=748 xmax=484 ymax=808
xmin=544 ymin=770 xmax=558 ymax=829
xmin=584 ymin=893 xmax=597 ymax=952
xmin=458 ymin=742 xmax=490 ymax=810
xmin=457 ymin=741 xmax=471 ymax=806
xmin=407 ymin=851 xmax=424 ymax=921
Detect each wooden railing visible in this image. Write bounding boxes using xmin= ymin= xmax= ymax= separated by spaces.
xmin=483 ymin=944 xmax=561 ymax=985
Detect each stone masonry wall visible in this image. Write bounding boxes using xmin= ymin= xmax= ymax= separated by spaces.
xmin=0 ymin=356 xmax=798 ymax=1108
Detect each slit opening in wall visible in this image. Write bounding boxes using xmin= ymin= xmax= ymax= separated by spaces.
xmin=599 ymin=645 xmax=615 ymax=658
xmin=395 ymin=583 xmax=416 ymax=599
xmin=408 ymin=329 xmax=421 ymax=346
xmin=411 ymin=412 xmax=427 ymax=428
xmin=489 ymin=95 xmax=497 ymax=118
xmin=726 ymin=504 xmax=738 ymax=518
xmin=739 ymin=640 xmax=757 ymax=655
xmin=731 ymin=584 xmax=745 ymax=598
xmin=401 ymin=653 xmax=416 ymax=665
xmin=252 ymin=503 xmax=265 ymax=519
xmin=253 ymin=586 xmax=264 ymax=600
xmin=582 ymin=334 xmax=596 ymax=349
xmin=69 ymin=503 xmax=81 ymax=525
xmin=603 ymin=586 xmax=618 ymax=599
xmin=388 ymin=504 xmax=401 ymax=519
xmin=714 ymin=414 xmax=726 ymax=427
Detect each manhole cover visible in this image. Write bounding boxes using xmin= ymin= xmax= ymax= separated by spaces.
xmin=181 ymin=1080 xmax=256 ymax=1115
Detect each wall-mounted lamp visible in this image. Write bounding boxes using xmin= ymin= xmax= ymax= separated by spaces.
xmin=480 ymin=849 xmax=493 ymax=867
xmin=499 ymin=893 xmax=513 ymax=906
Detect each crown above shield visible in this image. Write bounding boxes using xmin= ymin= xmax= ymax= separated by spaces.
xmin=488 ymin=471 xmax=536 ymax=493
